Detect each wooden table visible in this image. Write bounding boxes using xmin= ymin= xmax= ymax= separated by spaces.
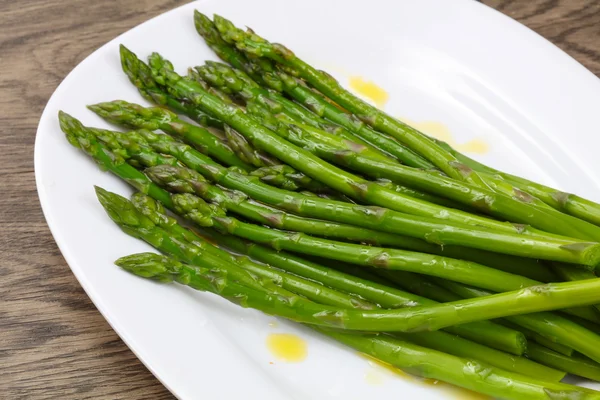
xmin=2 ymin=1 xmax=599 ymax=398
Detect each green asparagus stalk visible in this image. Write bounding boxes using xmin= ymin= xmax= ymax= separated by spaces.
xmin=147 ymin=164 xmax=555 ymax=282
xmin=193 ymin=10 xmax=254 ymax=73
xmin=95 ymin=188 xmax=278 ymax=296
xmin=552 ymin=263 xmax=600 ymax=312
xmin=212 ymin=15 xmax=492 ymax=187
xmin=431 ymin=277 xmax=600 ymax=363
xmin=58 ymin=112 xmax=174 ymax=208
xmin=193 ymin=12 xmax=435 ymax=169
xmin=142 ymin=48 xmax=559 ymax=236
xmin=382 ymin=270 xmax=600 ymax=364
xmin=320 ymin=329 xmax=598 ymax=400
xmin=195 ymin=61 xmax=395 ymax=163
xmin=249 ymin=164 xmax=325 ymax=191
xmin=118 ymin=41 xmax=223 ymax=129
xmin=222 ymin=124 xmax=275 ymax=168
xmin=185 ymin=67 xmax=284 ymax=169
xmin=526 ymin=342 xmax=600 ymax=381
xmin=498 ymin=321 xmax=574 ymax=357
xmin=102 ymin=233 xmax=600 ymax=333
xmin=390 ymin=332 xmax=564 ymax=381
xmin=130 ymin=190 xmax=528 ymax=355
xmin=249 ymin=163 xmax=469 ymax=209
xmin=380 ymin=270 xmax=586 ymax=355
xmin=377 ymin=270 xmax=585 ymax=359
xmin=246 ymin=101 xmax=600 ymax=241
xmin=87 ymin=100 xmax=251 ymax=171
xmin=245 ymin=100 xmax=476 ymax=210
xmin=436 ymin=140 xmax=600 ymax=226
xmin=118 ymin=253 xmax=587 ymax=399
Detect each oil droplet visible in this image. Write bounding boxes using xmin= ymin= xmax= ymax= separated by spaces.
xmin=266 ymin=333 xmax=307 ymax=363
xmin=402 ymin=119 xmax=489 ymax=155
xmin=361 ymin=353 xmax=410 ymax=378
xmin=364 ymin=369 xmax=385 ymax=385
xmin=349 ymin=76 xmax=389 ymax=109
xmin=268 ymin=320 xmax=279 ymax=328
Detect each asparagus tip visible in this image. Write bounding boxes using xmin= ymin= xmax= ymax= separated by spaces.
xmin=58 ymin=111 xmax=85 ymax=148
xmin=94 ymin=186 xmax=143 ymax=228
xmin=115 ymin=252 xmax=176 ymax=282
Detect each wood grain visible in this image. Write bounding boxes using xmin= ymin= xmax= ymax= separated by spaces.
xmin=1 ymin=1 xmax=599 ymax=398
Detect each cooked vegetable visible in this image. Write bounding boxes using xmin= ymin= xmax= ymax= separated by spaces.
xmin=55 ymin=10 xmax=600 ymax=398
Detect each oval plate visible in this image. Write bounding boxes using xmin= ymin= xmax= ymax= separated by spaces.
xmin=35 ymin=0 xmax=600 ymax=398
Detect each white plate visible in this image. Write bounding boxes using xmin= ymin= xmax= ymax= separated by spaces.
xmin=35 ymin=0 xmax=600 ymax=398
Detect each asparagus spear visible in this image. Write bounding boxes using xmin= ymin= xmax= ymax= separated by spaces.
xmin=212 ymin=15 xmax=492 ymax=188
xmin=118 ymin=41 xmax=223 ymax=129
xmin=81 ymin=105 xmax=600 ymax=266
xmin=88 ymin=99 xmax=334 ymax=195
xmin=118 ymin=253 xmax=590 ymax=399
xmin=526 ymin=342 xmax=600 ymax=381
xmin=436 ymin=139 xmax=600 ymax=226
xmin=147 ymin=164 xmax=555 ymax=282
xmin=250 ymin=164 xmax=468 ymax=209
xmin=378 ymin=270 xmax=587 ymax=358
xmin=246 ymin=101 xmax=600 ymax=241
xmin=130 ymin=190 xmax=528 ymax=355
xmin=503 ymin=322 xmax=574 ymax=357
xmin=320 ymin=329 xmax=599 ymax=400
xmin=141 ymin=48 xmax=553 ymax=236
xmin=222 ymin=124 xmax=274 ymax=168
xmin=250 ymin=164 xmax=325 ymax=191
xmin=88 ymin=100 xmax=252 ymax=171
xmin=193 ymin=12 xmax=435 ymax=169
xmin=195 ymin=61 xmax=395 ymax=163
xmin=431 ymin=277 xmax=600 ymax=364
xmin=551 ymin=263 xmax=600 ymax=311
xmin=58 ymin=111 xmax=175 ymax=208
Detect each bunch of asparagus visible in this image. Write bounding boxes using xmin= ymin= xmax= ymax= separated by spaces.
xmin=58 ymin=10 xmax=600 ymax=399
